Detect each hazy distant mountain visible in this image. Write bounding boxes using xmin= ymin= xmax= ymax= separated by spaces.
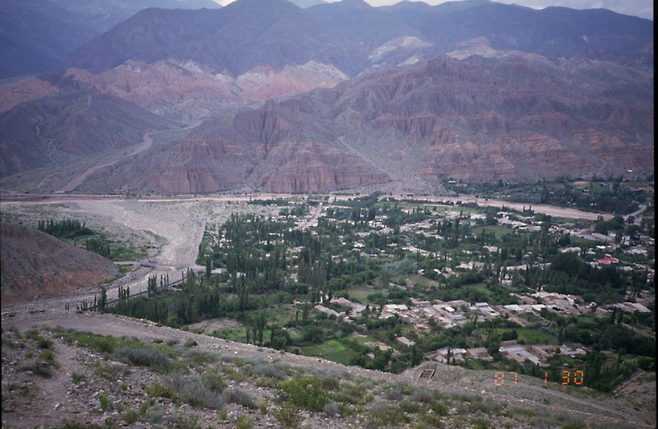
xmin=65 ymin=0 xmax=653 ymax=82
xmin=67 ymin=0 xmax=366 ymax=76
xmin=0 ymin=0 xmax=99 ymax=78
xmin=0 ymin=0 xmax=222 ymax=79
xmin=49 ymin=0 xmax=221 ymax=32
xmin=287 ymin=0 xmax=325 ymax=8
xmin=307 ymin=0 xmax=421 ymax=50
xmin=383 ymin=0 xmax=653 ymax=67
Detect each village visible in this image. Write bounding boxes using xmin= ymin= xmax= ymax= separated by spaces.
xmin=207 ymin=193 xmax=654 ymax=373
xmin=180 ymin=188 xmax=656 ymax=390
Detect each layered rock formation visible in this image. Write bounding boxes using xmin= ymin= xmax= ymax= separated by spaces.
xmin=0 ymin=70 xmax=173 ymax=177
xmin=68 ymin=52 xmax=652 ymax=194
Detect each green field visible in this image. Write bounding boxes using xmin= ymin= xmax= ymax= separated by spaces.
xmin=210 ymin=327 xmax=247 ymax=343
xmin=110 ymin=245 xmax=148 ymax=262
xmin=494 ymin=328 xmax=557 ymax=345
xmin=350 ymin=335 xmax=380 ymax=345
xmin=301 ymin=339 xmax=358 ymax=365
xmin=474 ymin=226 xmax=513 ymax=237
xmin=569 ymin=236 xmax=597 ymax=247
xmin=348 ymin=286 xmax=375 ymax=301
xmin=461 ymin=283 xmax=494 ymax=301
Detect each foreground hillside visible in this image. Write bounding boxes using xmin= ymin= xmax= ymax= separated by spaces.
xmin=0 ymin=223 xmax=117 ymax=306
xmin=1 ymin=319 xmax=653 ymax=428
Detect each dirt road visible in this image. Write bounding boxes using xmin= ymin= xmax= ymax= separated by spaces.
xmin=425 ymin=195 xmax=614 ymax=220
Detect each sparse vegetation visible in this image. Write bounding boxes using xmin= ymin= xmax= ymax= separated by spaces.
xmin=223 ymin=387 xmax=257 ymax=409
xmin=113 ymin=345 xmax=172 ymax=372
xmin=71 ymin=371 xmax=86 ymax=384
xmin=274 ymin=402 xmax=304 ymax=428
xmin=167 ymin=373 xmax=225 ymax=409
xmin=236 ymin=415 xmax=254 ymax=429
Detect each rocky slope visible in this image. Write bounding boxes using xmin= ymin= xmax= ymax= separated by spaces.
xmin=1 ymin=58 xmax=348 ymax=124
xmin=0 ymin=70 xmax=174 ymax=177
xmin=78 ymin=131 xmax=390 ymax=194
xmin=75 ymin=52 xmax=651 ymax=193
xmin=1 ymin=323 xmax=653 ymax=428
xmin=0 ymin=223 xmax=118 ymax=306
xmin=1 ymin=49 xmax=652 ymax=192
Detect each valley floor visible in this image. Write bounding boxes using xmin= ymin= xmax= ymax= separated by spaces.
xmin=1 ymin=194 xmax=654 ymax=428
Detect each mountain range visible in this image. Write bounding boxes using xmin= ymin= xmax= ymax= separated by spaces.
xmin=69 ymin=53 xmax=653 ymax=193
xmin=0 ymin=0 xmax=653 ymax=194
xmin=66 ymin=0 xmax=653 ymax=77
xmin=0 ymin=0 xmax=220 ymax=79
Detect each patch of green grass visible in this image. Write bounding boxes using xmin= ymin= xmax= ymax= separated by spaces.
xmin=566 ymin=237 xmax=596 ymax=248
xmin=367 ymin=401 xmax=411 ymax=426
xmin=55 ymin=329 xmax=129 ymax=354
xmin=348 ymin=287 xmax=375 ymax=301
xmin=113 ymin=345 xmax=172 ymax=373
xmin=243 ymin=306 xmax=297 ymax=326
xmin=71 ymin=372 xmax=86 ymax=384
xmin=177 ymin=413 xmax=202 ymax=429
xmin=279 ymin=376 xmax=330 ymax=412
xmin=274 ymin=403 xmax=304 ymax=428
xmin=99 ymin=394 xmax=111 ymax=412
xmin=145 ymin=383 xmax=176 ymax=399
xmin=1 ymin=337 xmax=24 ymax=349
xmin=301 ymin=340 xmax=358 ymax=365
xmin=110 ymin=245 xmax=148 ymax=262
xmin=211 ymin=327 xmax=247 ymax=342
xmin=493 ymin=328 xmax=557 ymax=345
xmin=115 ymin=265 xmax=133 ymax=278
xmin=123 ymin=408 xmax=139 ymax=424
xmin=24 ymin=330 xmax=53 ymax=349
xmin=463 ymin=358 xmax=486 ymax=370
xmin=474 ymin=225 xmax=513 ymax=237
xmin=236 ymin=415 xmax=254 ymax=429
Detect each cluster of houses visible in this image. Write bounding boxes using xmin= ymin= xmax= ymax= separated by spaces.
xmin=422 ymin=339 xmax=590 ymax=366
xmin=311 ymin=290 xmax=650 ymax=367
xmin=426 ymin=340 xmax=588 ymax=366
xmin=208 ymin=199 xmax=654 ymax=369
